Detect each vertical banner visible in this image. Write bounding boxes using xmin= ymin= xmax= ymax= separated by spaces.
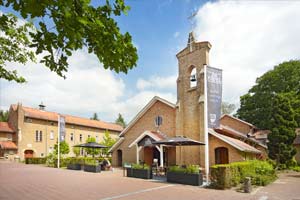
xmin=57 ymin=115 xmax=65 ymax=168
xmin=59 ymin=115 xmax=66 ymax=141
xmin=204 ymin=65 xmax=222 ymax=183
xmin=206 ymin=66 xmax=222 ymax=128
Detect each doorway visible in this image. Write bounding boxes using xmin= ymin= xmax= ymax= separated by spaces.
xmin=215 ymin=147 xmax=229 ymax=164
xmin=24 ymin=150 xmax=34 ymax=158
xmin=117 ymin=149 xmax=122 ymax=167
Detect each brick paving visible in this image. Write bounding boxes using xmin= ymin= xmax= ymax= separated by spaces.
xmin=1 ymin=161 xmax=300 ymax=200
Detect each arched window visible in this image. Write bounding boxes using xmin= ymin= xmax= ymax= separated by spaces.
xmin=215 ymin=147 xmax=229 ymax=164
xmin=155 ymin=116 xmax=163 ymax=127
xmin=190 ymin=67 xmax=197 ymax=88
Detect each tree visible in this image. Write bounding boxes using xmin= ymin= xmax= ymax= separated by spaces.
xmin=236 ymin=60 xmax=300 ymax=166
xmin=267 ymin=93 xmax=297 ymax=168
xmin=54 ymin=141 xmax=70 ymax=157
xmin=101 ymin=130 xmax=117 ymax=156
xmin=0 ymin=0 xmax=138 ymax=83
xmin=90 ymin=113 xmax=99 ymax=121
xmin=115 ymin=113 xmax=126 ymax=128
xmin=221 ymin=102 xmax=236 ymax=115
xmin=85 ymin=137 xmax=100 ymax=157
xmin=73 ymin=147 xmax=80 ymax=157
xmin=0 ymin=110 xmax=9 ymax=122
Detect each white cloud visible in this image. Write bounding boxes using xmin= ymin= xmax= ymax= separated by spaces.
xmin=0 ymin=51 xmax=125 ymax=121
xmin=136 ymin=75 xmax=177 ymax=91
xmin=194 ymin=1 xmax=300 ymax=104
xmin=0 ymin=50 xmax=176 ymax=122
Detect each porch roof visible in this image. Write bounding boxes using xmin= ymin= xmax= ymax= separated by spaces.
xmin=209 ymin=129 xmax=261 ymax=154
xmin=128 ymin=131 xmax=167 ymax=148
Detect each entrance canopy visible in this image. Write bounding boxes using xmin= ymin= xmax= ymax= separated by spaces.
xmin=152 ymin=136 xmax=205 ymax=146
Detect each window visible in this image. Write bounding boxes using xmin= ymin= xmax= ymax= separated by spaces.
xmin=49 ymin=147 xmax=53 ymax=153
xmin=50 ymin=131 xmax=54 ymax=140
xmin=155 ymin=116 xmax=163 ymax=127
xmin=190 ymin=67 xmax=197 ymax=88
xmin=70 ymin=133 xmax=74 ymax=142
xmin=88 ymin=135 xmax=91 ymax=139
xmin=39 ymin=131 xmax=42 ymax=142
xmin=41 ymin=153 xmax=44 ymax=157
xmin=80 ymin=134 xmax=83 ymax=142
xmin=7 ymin=134 xmax=12 ymax=141
xmin=96 ymin=135 xmax=99 ymax=142
xmin=25 ymin=118 xmax=32 ymax=123
xmin=35 ymin=130 xmax=42 ymax=142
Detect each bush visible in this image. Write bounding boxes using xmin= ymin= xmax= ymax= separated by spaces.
xmin=25 ymin=157 xmax=46 ymax=164
xmin=168 ymin=165 xmax=200 ymax=174
xmin=210 ymin=160 xmax=277 ymax=189
xmin=132 ymin=163 xmax=150 ymax=170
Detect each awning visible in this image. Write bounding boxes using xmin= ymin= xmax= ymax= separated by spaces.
xmin=0 ymin=141 xmax=18 ymax=150
xmin=152 ymin=136 xmax=205 ymax=146
xmin=73 ymin=142 xmax=107 ymax=148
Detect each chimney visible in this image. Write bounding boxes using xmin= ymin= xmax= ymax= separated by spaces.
xmin=39 ymin=102 xmax=46 ymax=110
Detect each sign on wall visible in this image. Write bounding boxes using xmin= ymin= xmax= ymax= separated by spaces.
xmin=206 ymin=66 xmax=222 ymax=128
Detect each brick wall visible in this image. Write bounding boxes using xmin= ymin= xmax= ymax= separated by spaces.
xmin=111 ymin=100 xmax=176 ymax=166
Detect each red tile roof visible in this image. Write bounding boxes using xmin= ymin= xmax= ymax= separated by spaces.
xmin=0 ymin=122 xmax=15 ymax=133
xmin=13 ymin=105 xmax=123 ymax=132
xmin=209 ymin=129 xmax=261 ymax=154
xmin=0 ymin=141 xmax=17 ymax=149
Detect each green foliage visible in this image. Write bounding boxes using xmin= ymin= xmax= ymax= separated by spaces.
xmin=168 ymin=165 xmax=200 ymax=174
xmin=221 ymin=102 xmax=236 ymax=115
xmin=0 ymin=0 xmax=137 ymax=83
xmin=90 ymin=113 xmax=99 ymax=120
xmin=210 ymin=160 xmax=277 ymax=189
xmin=291 ymin=165 xmax=300 ymax=172
xmin=45 ymin=155 xmax=108 ymax=168
xmin=85 ymin=137 xmax=100 ymax=157
xmin=72 ymin=147 xmax=80 ymax=157
xmin=25 ymin=157 xmax=46 ymax=164
xmin=115 ymin=113 xmax=126 ymax=128
xmin=132 ymin=163 xmax=150 ymax=170
xmin=0 ymin=13 xmax=35 ymax=83
xmin=100 ymin=130 xmax=117 ymax=156
xmin=236 ymin=60 xmax=300 ymax=166
xmin=54 ymin=141 xmax=70 ymax=156
xmin=0 ymin=110 xmax=9 ymax=122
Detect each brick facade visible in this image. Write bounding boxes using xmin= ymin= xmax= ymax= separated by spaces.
xmin=3 ymin=104 xmax=121 ymax=160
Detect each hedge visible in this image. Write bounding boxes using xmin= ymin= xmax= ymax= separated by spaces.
xmin=45 ymin=155 xmax=111 ymax=168
xmin=25 ymin=157 xmax=47 ymax=164
xmin=210 ymin=160 xmax=277 ymax=189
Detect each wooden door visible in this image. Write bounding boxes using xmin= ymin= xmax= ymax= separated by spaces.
xmin=215 ymin=147 xmax=229 ymax=164
xmin=24 ymin=150 xmax=34 ymax=158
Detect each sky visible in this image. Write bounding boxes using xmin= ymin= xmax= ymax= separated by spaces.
xmin=1 ymin=0 xmax=300 ymax=123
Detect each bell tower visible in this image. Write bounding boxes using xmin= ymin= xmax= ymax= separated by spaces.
xmin=175 ymin=32 xmax=211 ymax=166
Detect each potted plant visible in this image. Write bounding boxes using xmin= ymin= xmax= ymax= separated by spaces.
xmin=127 ymin=163 xmax=152 ymax=179
xmin=167 ymin=165 xmax=203 ymax=186
xmin=67 ymin=158 xmax=82 ymax=170
xmin=83 ymin=160 xmax=101 ymax=173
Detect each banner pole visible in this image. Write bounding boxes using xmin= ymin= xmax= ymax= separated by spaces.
xmin=204 ymin=64 xmax=209 ymax=182
xmin=57 ymin=115 xmax=60 ymax=168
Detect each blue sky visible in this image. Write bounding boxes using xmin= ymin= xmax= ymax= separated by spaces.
xmin=116 ymin=0 xmax=205 ymax=91
xmin=1 ymin=0 xmax=300 ymax=123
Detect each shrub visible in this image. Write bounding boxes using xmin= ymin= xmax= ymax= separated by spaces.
xmin=210 ymin=160 xmax=277 ymax=189
xmin=132 ymin=163 xmax=150 ymax=170
xmin=168 ymin=165 xmax=200 ymax=174
xmin=25 ymin=157 xmax=46 ymax=164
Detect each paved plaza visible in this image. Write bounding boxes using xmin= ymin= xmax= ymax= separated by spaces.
xmin=0 ymin=161 xmax=300 ymax=200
